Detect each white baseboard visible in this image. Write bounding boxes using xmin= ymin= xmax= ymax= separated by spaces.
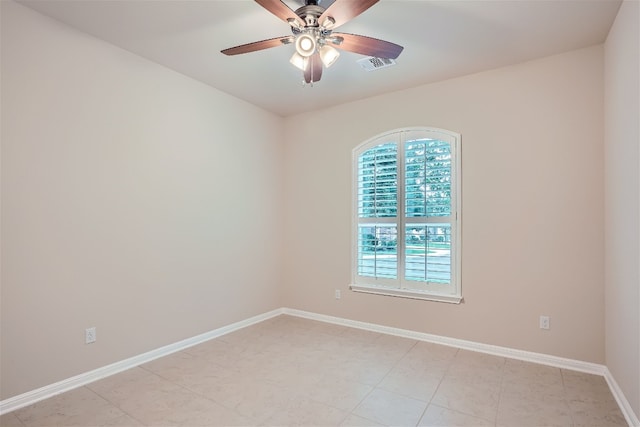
xmin=2 ymin=306 xmax=638 ymax=427
xmin=604 ymin=367 xmax=640 ymax=427
xmin=283 ymin=308 xmax=638 ymax=427
xmin=282 ymin=308 xmax=606 ymax=375
xmin=0 ymin=308 xmax=283 ymax=415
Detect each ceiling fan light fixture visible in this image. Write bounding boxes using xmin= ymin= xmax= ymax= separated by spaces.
xmin=290 ymin=52 xmax=309 ymax=71
xmin=321 ymin=16 xmax=336 ymax=30
xmin=295 ymin=33 xmax=317 ymax=57
xmin=319 ymin=45 xmax=340 ymax=68
xmin=287 ymin=17 xmax=302 ymax=30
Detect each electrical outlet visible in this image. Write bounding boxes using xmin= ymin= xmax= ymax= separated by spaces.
xmin=335 ymin=289 xmax=341 ymax=300
xmin=539 ymin=316 xmax=550 ymax=330
xmin=85 ymin=327 xmax=96 ymax=344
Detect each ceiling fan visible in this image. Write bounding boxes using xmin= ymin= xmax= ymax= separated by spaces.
xmin=221 ymin=0 xmax=404 ymax=84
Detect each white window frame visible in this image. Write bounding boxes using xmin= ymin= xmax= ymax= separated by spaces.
xmin=350 ymin=127 xmax=462 ymax=304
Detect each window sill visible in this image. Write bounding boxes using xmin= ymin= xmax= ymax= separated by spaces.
xmin=349 ymin=284 xmax=463 ymax=304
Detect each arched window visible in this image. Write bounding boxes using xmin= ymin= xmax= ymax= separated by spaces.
xmin=351 ymin=128 xmax=462 ymax=303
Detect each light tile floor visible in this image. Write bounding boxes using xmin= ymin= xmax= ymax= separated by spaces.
xmin=1 ymin=315 xmax=628 ymax=427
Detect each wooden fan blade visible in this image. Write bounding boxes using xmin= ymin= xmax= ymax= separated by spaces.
xmin=304 ymin=53 xmax=323 ymax=83
xmin=221 ymin=36 xmax=293 ymax=56
xmin=331 ymin=33 xmax=403 ymax=59
xmin=255 ymin=0 xmax=305 ymax=27
xmin=319 ymin=0 xmax=379 ymax=29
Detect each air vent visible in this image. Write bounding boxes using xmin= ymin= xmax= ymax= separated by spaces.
xmin=357 ymin=57 xmax=396 ymax=71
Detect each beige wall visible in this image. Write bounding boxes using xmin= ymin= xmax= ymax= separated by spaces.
xmin=0 ymin=1 xmax=283 ymax=400
xmin=604 ymin=0 xmax=640 ymax=417
xmin=283 ymin=45 xmax=605 ymax=363
xmin=0 ymin=0 xmax=623 ymax=405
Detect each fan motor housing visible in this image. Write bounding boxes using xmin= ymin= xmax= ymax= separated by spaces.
xmin=295 ymin=5 xmax=324 ymax=27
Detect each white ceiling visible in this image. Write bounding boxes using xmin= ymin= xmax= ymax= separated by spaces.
xmin=19 ymin=0 xmax=621 ymax=117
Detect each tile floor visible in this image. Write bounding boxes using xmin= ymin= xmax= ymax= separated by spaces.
xmin=0 ymin=315 xmax=628 ymax=427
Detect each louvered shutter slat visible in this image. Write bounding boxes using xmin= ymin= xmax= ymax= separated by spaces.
xmin=357 ymin=142 xmax=399 ymax=280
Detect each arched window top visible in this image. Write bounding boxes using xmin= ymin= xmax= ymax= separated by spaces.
xmin=354 ymin=127 xmax=460 ymax=153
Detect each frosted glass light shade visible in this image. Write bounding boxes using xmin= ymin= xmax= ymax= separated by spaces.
xmin=295 ymin=34 xmax=316 ymax=57
xmin=320 ymin=45 xmax=340 ymax=68
xmin=290 ymin=52 xmax=308 ymax=71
